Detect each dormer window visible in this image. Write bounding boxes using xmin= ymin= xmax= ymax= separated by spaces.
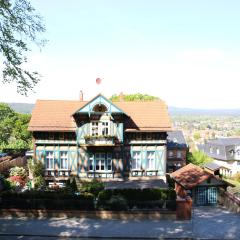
xmin=91 ymin=120 xmax=110 ymax=136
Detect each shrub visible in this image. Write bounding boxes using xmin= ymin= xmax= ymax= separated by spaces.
xmin=34 ymin=176 xmax=45 ymax=190
xmin=9 ymin=166 xmax=27 ymax=178
xmin=107 ymin=195 xmax=128 ymax=211
xmin=80 ymin=179 xmax=105 ymax=198
xmin=0 ymin=190 xmax=95 ymax=210
xmin=28 ymin=159 xmax=44 ymax=178
xmin=231 ymin=173 xmax=240 ymax=182
xmin=97 ymin=188 xmax=177 ymax=210
xmin=166 ymin=174 xmax=175 ymax=189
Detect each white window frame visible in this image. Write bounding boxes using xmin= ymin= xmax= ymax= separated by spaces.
xmin=107 ymin=153 xmax=112 ymax=171
xmin=146 ymin=151 xmax=156 ymax=170
xmin=60 ymin=151 xmax=68 ymax=170
xmin=89 ymin=152 xmax=112 ymax=172
xmin=168 ymin=151 xmax=174 ymax=158
xmin=88 ymin=154 xmax=94 ymax=171
xmin=210 ymin=147 xmax=213 ymax=154
xmin=46 ymin=151 xmax=54 ymax=170
xmin=91 ymin=121 xmax=110 ymax=136
xmin=132 ymin=151 xmax=141 ymax=170
xmin=177 ymin=150 xmax=182 ymax=158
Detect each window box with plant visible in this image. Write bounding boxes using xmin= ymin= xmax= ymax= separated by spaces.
xmin=84 ymin=135 xmax=116 ymax=145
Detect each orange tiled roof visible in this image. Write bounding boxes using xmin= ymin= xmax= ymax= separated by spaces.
xmin=170 ymin=163 xmax=212 ymax=189
xmin=28 ymin=98 xmax=172 ymax=132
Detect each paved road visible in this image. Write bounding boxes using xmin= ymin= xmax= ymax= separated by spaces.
xmin=0 ymin=206 xmax=239 ymax=240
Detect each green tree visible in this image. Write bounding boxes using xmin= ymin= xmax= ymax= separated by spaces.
xmin=0 ymin=0 xmax=46 ymax=95
xmin=0 ymin=103 xmax=16 ymax=144
xmin=193 ymin=132 xmax=201 ymax=141
xmin=110 ymin=93 xmax=159 ymax=101
xmin=187 ymin=151 xmax=213 ymax=166
xmin=0 ymin=103 xmax=32 ymax=149
xmin=28 ymin=159 xmax=45 ymax=189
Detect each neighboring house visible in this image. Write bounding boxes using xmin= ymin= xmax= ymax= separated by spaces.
xmin=166 ymin=131 xmax=188 ymax=173
xmin=199 ymin=138 xmax=240 ymax=175
xmin=28 ymin=94 xmax=172 ymax=186
xmin=171 ymin=163 xmax=228 ymax=206
xmin=203 ymin=162 xmax=231 ymax=177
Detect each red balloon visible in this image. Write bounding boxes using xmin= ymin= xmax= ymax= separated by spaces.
xmin=96 ymin=78 xmax=102 ymax=85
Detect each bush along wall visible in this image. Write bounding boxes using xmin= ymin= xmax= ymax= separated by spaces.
xmin=0 ymin=188 xmax=176 ymax=211
xmin=97 ymin=188 xmax=176 ymax=211
xmin=0 ymin=190 xmax=95 ymax=210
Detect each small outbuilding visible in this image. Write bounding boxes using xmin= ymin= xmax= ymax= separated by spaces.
xmin=171 ymin=163 xmax=228 ymax=206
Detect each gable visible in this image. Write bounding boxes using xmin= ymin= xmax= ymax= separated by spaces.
xmin=74 ymin=94 xmax=126 ymax=115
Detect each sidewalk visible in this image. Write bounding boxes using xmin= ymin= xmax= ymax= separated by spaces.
xmin=0 ymin=206 xmax=239 ymax=239
xmin=0 ymin=217 xmax=193 ymax=239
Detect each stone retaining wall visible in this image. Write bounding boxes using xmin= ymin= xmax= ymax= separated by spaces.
xmin=0 ymin=209 xmax=176 ymax=220
xmin=218 ymin=188 xmax=240 ymax=213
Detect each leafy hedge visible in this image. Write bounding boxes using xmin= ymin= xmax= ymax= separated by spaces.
xmin=98 ymin=188 xmax=176 ymax=210
xmin=0 ymin=190 xmax=94 ymax=210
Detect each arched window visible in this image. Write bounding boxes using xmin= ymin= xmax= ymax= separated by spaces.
xmin=92 ymin=104 xmax=108 ymax=112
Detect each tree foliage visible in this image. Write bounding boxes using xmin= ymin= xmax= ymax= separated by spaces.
xmin=0 ymin=0 xmax=46 ymax=95
xmin=110 ymin=93 xmax=159 ymax=101
xmin=187 ymin=151 xmax=213 ymax=166
xmin=0 ymin=102 xmax=32 ymax=149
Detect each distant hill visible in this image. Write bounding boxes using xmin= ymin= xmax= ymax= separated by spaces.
xmin=168 ymin=107 xmax=240 ymax=116
xmin=4 ymin=102 xmax=240 ymax=116
xmin=7 ymin=103 xmax=35 ymax=114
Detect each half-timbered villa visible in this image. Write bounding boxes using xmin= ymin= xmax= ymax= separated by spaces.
xmin=28 ymin=93 xmax=172 ymax=186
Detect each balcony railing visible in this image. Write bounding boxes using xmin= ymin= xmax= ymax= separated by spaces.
xmin=84 ymin=135 xmax=116 ymax=146
xmin=45 ymin=170 xmax=71 ymax=178
xmin=131 ymin=169 xmax=158 ymax=177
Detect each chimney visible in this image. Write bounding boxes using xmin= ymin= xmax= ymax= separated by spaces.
xmin=79 ymin=90 xmax=83 ymax=101
xmin=119 ymin=92 xmax=124 ymax=102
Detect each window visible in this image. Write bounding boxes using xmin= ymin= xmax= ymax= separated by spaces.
xmin=146 ymin=133 xmax=152 ymax=140
xmin=107 ymin=153 xmax=112 ymax=171
xmin=60 ymin=151 xmax=68 ymax=170
xmin=91 ymin=121 xmax=110 ymax=136
xmin=146 ymin=151 xmax=155 ymax=169
xmin=136 ymin=133 xmax=141 ymax=140
xmin=95 ymin=153 xmax=105 ymax=171
xmin=46 ymin=151 xmax=54 ymax=170
xmin=91 ymin=121 xmax=99 ymax=136
xmin=89 ymin=154 xmax=94 ymax=171
xmin=168 ymin=151 xmax=174 ymax=158
xmin=237 ymin=161 xmax=240 ymax=166
xmin=101 ymin=121 xmax=109 ymax=135
xmin=177 ymin=151 xmax=182 ymax=158
xmin=132 ymin=151 xmax=141 ymax=169
xmin=89 ymin=153 xmax=112 ymax=172
xmin=210 ymin=147 xmax=213 ymax=153
xmin=216 ymin=148 xmax=220 ymax=155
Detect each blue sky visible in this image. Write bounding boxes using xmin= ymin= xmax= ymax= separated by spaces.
xmin=0 ymin=0 xmax=240 ymax=108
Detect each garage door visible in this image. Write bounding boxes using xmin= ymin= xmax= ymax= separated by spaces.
xmin=196 ymin=187 xmax=217 ymax=205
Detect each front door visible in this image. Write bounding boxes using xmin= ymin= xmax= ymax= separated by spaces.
xmin=196 ymin=187 xmax=218 ymax=205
